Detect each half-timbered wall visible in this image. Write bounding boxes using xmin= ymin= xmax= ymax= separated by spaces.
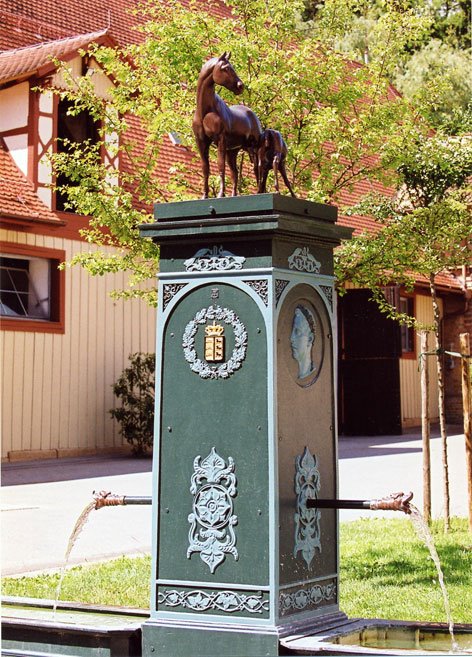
xmin=1 ymin=228 xmax=156 ymax=460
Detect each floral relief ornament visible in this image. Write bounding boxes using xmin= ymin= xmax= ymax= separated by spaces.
xmin=187 ymin=447 xmax=238 ymax=573
xmin=294 ymin=447 xmax=322 ymax=568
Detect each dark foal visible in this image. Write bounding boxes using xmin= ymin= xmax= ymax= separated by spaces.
xmin=257 ymin=129 xmax=295 ymax=197
xmin=192 ymin=52 xmax=261 ymax=198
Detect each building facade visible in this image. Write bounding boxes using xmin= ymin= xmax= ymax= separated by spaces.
xmin=0 ymin=27 xmax=156 ymax=461
xmin=1 ymin=0 xmax=470 ymax=460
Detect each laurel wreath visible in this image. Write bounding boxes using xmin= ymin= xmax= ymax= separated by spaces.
xmin=182 ymin=305 xmax=248 ymax=379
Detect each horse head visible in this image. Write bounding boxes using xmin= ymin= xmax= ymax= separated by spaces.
xmin=212 ymin=52 xmax=244 ymax=96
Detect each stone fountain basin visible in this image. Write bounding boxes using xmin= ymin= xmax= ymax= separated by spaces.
xmin=281 ymin=618 xmax=472 ymax=655
xmin=2 ymin=596 xmax=148 ymax=657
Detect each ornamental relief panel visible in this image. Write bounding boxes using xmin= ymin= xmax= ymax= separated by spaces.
xmin=244 ymin=279 xmax=269 ymax=306
xmin=184 ymin=246 xmax=246 ymax=272
xmin=319 ymin=285 xmax=333 ymax=311
xmin=162 ymin=283 xmax=189 ymax=311
xmin=288 ymin=247 xmax=321 ymax=273
xmin=187 ymin=447 xmax=238 ymax=574
xmin=279 ymin=580 xmax=337 ymax=616
xmin=158 ymin=588 xmax=268 ymax=614
xmin=294 ymin=447 xmax=322 ymax=568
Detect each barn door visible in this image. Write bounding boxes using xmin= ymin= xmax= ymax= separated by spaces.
xmin=339 ymin=289 xmax=402 ymax=435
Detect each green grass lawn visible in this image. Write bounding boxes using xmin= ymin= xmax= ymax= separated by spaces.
xmin=3 ymin=517 xmax=471 ymax=623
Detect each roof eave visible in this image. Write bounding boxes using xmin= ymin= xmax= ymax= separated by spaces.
xmin=0 ymin=214 xmax=67 ymax=229
xmin=0 ymin=31 xmax=118 ymax=87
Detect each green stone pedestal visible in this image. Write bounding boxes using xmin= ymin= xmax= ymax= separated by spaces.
xmin=139 ymin=194 xmax=352 ymax=657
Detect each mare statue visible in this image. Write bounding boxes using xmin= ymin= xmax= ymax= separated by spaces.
xmin=192 ymin=52 xmax=262 ymax=198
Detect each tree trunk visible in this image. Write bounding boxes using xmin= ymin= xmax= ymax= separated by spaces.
xmin=459 ymin=333 xmax=472 ymax=533
xmin=420 ymin=330 xmax=431 ymax=522
xmin=429 ymin=274 xmax=450 ymax=531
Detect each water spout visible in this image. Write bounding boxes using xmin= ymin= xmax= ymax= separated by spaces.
xmin=93 ymin=490 xmax=152 ymax=508
xmin=306 ymin=491 xmax=413 ymax=513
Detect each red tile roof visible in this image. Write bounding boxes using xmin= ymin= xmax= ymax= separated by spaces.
xmin=0 ymin=138 xmax=63 ymax=225
xmin=0 ymin=0 xmax=233 ymax=51
xmin=0 ymin=30 xmax=114 ymax=84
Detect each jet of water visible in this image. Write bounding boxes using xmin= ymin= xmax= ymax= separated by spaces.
xmin=53 ymin=501 xmax=96 ymax=616
xmin=409 ymin=504 xmax=459 ymax=653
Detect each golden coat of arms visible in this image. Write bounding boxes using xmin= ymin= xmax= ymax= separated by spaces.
xmin=204 ymin=323 xmax=225 ymax=362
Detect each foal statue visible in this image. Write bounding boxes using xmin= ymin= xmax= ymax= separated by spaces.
xmin=192 ymin=53 xmax=262 ymax=198
xmin=257 ymin=129 xmax=295 ymax=197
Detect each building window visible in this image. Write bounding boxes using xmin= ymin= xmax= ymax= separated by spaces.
xmin=399 ymin=295 xmax=415 ymax=356
xmin=0 ymin=243 xmax=65 ymax=333
xmin=1 ymin=256 xmax=51 ymax=319
xmin=55 ymin=98 xmax=99 ymax=212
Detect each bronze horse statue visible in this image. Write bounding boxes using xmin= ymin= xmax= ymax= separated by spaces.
xmin=192 ymin=52 xmax=262 ymax=198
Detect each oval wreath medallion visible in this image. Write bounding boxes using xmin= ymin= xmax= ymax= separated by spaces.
xmin=182 ymin=305 xmax=248 ymax=379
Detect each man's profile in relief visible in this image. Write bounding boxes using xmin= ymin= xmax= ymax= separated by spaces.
xmin=290 ymin=305 xmax=316 ymax=379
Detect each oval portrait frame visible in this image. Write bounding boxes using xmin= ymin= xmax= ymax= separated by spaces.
xmin=288 ymin=299 xmax=325 ymax=389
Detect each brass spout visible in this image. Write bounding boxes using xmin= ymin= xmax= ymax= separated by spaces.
xmin=306 ymin=491 xmax=413 ymax=514
xmin=93 ymin=490 xmax=152 ymax=509
xmin=93 ymin=490 xmax=125 ymax=509
xmin=369 ymin=491 xmax=413 ymax=514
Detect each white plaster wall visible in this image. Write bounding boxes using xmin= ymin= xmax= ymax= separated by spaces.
xmin=51 ymin=56 xmax=113 ymax=100
xmin=3 ymin=134 xmax=28 ymax=175
xmin=0 ymin=83 xmax=29 ymax=131
xmin=37 ymin=156 xmax=52 ymax=186
xmin=38 ymin=115 xmax=53 ymax=145
xmin=37 ymin=186 xmax=52 ymax=208
xmin=51 ymin=56 xmax=82 ymax=89
xmin=39 ymin=90 xmax=54 ymax=114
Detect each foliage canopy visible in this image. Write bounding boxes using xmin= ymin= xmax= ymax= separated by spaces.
xmin=50 ymin=0 xmax=438 ymax=300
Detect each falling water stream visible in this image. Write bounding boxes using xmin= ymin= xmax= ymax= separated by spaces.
xmin=53 ymin=501 xmax=96 ymax=616
xmin=408 ymin=504 xmax=460 ymax=653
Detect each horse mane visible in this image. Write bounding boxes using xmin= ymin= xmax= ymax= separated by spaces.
xmin=198 ymin=57 xmax=220 ymax=79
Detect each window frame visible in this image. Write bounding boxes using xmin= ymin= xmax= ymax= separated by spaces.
xmin=0 ymin=242 xmax=65 ymax=334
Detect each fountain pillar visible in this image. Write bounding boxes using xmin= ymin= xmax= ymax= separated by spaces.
xmin=139 ymin=194 xmax=352 ymax=656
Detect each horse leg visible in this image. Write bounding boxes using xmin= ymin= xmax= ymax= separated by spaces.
xmin=248 ymin=147 xmax=259 ymax=189
xmin=196 ymin=138 xmax=211 ymax=199
xmin=217 ymin=139 xmax=227 ymax=198
xmin=259 ymin=166 xmax=269 ymax=194
xmin=273 ymin=155 xmax=281 ymax=193
xmin=279 ymin=159 xmax=296 ymax=197
xmin=226 ymin=149 xmax=239 ymax=197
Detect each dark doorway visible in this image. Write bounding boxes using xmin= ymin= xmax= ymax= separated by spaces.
xmin=339 ymin=289 xmax=402 ymax=435
xmin=55 ymin=98 xmax=100 ymax=212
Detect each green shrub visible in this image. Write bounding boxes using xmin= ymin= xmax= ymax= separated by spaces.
xmin=110 ymin=353 xmax=155 ymax=456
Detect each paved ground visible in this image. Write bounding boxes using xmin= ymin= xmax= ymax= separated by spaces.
xmin=1 ymin=425 xmax=469 ymax=576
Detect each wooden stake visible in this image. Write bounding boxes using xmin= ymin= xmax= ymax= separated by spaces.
xmin=459 ymin=333 xmax=472 ymax=532
xmin=420 ymin=330 xmax=431 ymax=522
xmin=429 ymin=274 xmax=450 ymax=531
